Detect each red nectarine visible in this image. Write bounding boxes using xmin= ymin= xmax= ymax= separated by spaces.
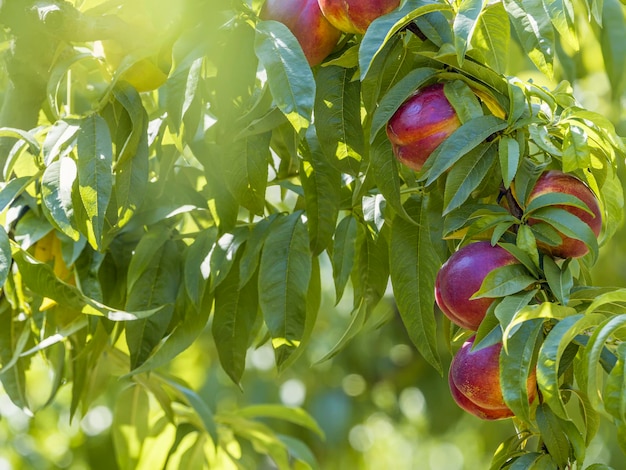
xmin=386 ymin=84 xmax=461 ymax=171
xmin=317 ymin=0 xmax=400 ymax=35
xmin=261 ymin=0 xmax=341 ymax=66
xmin=435 ymin=241 xmax=519 ymax=331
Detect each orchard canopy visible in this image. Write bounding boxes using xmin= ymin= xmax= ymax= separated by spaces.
xmin=1 ymin=0 xmax=626 ymax=468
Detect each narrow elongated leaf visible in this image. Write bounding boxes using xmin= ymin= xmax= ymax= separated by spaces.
xmin=359 ymin=0 xmax=451 ymax=80
xmin=600 ymin=0 xmax=626 ymax=99
xmin=223 ymin=133 xmax=270 ymax=215
xmin=562 ymin=124 xmax=590 ymax=173
xmin=503 ymin=302 xmax=577 ymax=339
xmin=390 ymin=196 xmax=442 ymax=373
xmin=543 ymin=256 xmax=573 ymax=305
xmin=0 ymin=298 xmax=28 ymax=411
xmin=76 ymin=115 xmax=113 ymax=249
xmin=0 ymin=226 xmax=11 ymax=289
xmin=443 ymin=80 xmax=484 ymax=124
xmin=238 ymin=405 xmax=324 ymax=439
xmin=0 ymin=176 xmax=33 ymax=212
xmin=424 ymin=115 xmax=507 ymax=185
xmin=443 ymin=142 xmax=496 ymax=214
xmin=164 ymin=56 xmax=204 ymax=131
xmin=314 ymin=65 xmax=364 ymax=172
xmin=473 ymin=2 xmax=510 ymax=74
xmin=529 ymin=206 xmax=599 ymax=262
xmin=503 ymin=0 xmax=555 ymax=79
xmin=278 ymin=256 xmax=321 ymax=372
xmin=255 ymin=21 xmax=315 ymax=133
xmin=184 ymin=228 xmax=218 ymax=306
xmin=332 ymin=215 xmax=358 ymax=304
xmin=525 ymin=193 xmax=594 ymax=216
xmin=499 ymin=135 xmax=519 ymax=189
xmin=537 ymin=313 xmax=604 ymax=420
xmin=352 ymin=225 xmax=389 ymax=312
xmin=453 ymin=0 xmax=487 ymax=64
xmin=582 ymin=314 xmax=626 ymax=411
xmin=301 ymin=131 xmax=341 ymax=255
xmin=113 ymin=385 xmax=150 ymax=470
xmin=125 ymin=238 xmax=181 ymax=370
xmin=604 ymin=343 xmax=626 ymax=423
xmin=472 ymin=264 xmax=537 ymax=299
xmin=239 ymin=215 xmax=279 ymax=289
xmin=42 ymin=119 xmax=79 ymax=166
xmin=543 ymin=0 xmax=578 ymax=50
xmin=535 ymin=403 xmax=571 ymax=468
xmin=315 ymin=300 xmax=367 ymax=363
xmin=125 ymin=298 xmax=212 ymax=378
xmin=370 ymin=131 xmax=415 ymax=224
xmin=500 ymin=318 xmax=543 ymax=424
xmin=213 ymin=259 xmax=258 ymax=386
xmin=41 ymin=156 xmax=80 ymax=240
xmin=259 ymin=212 xmax=311 ymax=366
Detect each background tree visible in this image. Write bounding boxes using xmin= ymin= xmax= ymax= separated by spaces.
xmin=0 ymin=0 xmax=625 ymax=468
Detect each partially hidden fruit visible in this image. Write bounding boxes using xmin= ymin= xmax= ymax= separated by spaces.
xmin=103 ymin=41 xmax=171 ymax=92
xmin=261 ymin=0 xmax=342 ymax=66
xmin=435 ymin=241 xmax=519 ymax=331
xmin=386 ymin=83 xmax=461 ymax=171
xmin=449 ymin=337 xmax=536 ymax=420
xmin=524 ymin=170 xmax=602 ymax=259
xmin=317 ymin=0 xmax=400 ymax=35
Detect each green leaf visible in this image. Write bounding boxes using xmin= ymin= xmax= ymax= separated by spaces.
xmin=164 ymin=55 xmax=203 ymax=131
xmin=0 ymin=176 xmax=33 ymax=212
xmin=125 ymin=237 xmax=181 ymax=370
xmin=258 ymin=212 xmax=311 ymax=366
xmin=453 ymin=0 xmax=487 ymax=64
xmin=390 ymin=195 xmax=442 ymax=374
xmin=41 ymin=157 xmax=81 ymax=241
xmin=499 ymin=135 xmax=520 ymax=189
xmin=603 ymin=343 xmax=626 ymax=423
xmin=423 ymin=115 xmax=507 ymax=185
xmin=161 ymin=378 xmax=218 ymax=445
xmin=223 ymin=133 xmax=270 ymax=215
xmin=599 ymin=0 xmax=626 ymax=99
xmin=370 ymin=130 xmax=415 ymax=224
xmin=495 ymin=290 xmax=539 ymax=338
xmin=237 ymin=404 xmax=324 ymax=439
xmin=183 ymin=227 xmax=217 ymax=307
xmin=443 ymin=80 xmax=484 ymax=124
xmin=209 ymin=228 xmax=249 ymax=292
xmin=472 ymin=2 xmax=510 ymax=74
xmin=0 ymin=226 xmax=11 ymax=290
xmin=508 ymin=453 xmax=544 ymax=469
xmin=582 ymin=314 xmax=626 ymax=412
xmin=443 ymin=141 xmax=496 ymax=215
xmin=562 ymin=124 xmax=590 ymax=173
xmin=543 ymin=257 xmax=573 ymax=305
xmin=42 ymin=119 xmax=79 ymax=166
xmin=472 ymin=264 xmax=537 ymax=299
xmin=529 ymin=206 xmax=599 ymax=262
xmin=331 ymin=215 xmax=358 ymax=304
xmin=504 ymin=0 xmax=555 ymax=78
xmin=351 ymin=224 xmax=389 ymax=311
xmin=543 ymin=0 xmax=578 ymax=51
xmin=525 ymin=193 xmax=595 ymax=216
xmin=500 ymin=318 xmax=543 ymax=424
xmin=315 ymin=300 xmax=367 ymax=364
xmin=76 ymin=115 xmax=113 ymax=250
xmin=125 ymin=297 xmax=211 ymax=379
xmin=301 ymin=131 xmax=341 ymax=256
xmin=535 ymin=403 xmax=570 ymax=468
xmin=359 ymin=0 xmax=451 ymax=80
xmin=503 ymin=302 xmax=577 ymax=339
xmin=112 ymin=385 xmax=150 ymax=470
xmin=0 ymin=298 xmax=29 ymax=411
xmin=239 ymin=215 xmax=279 ymax=289
xmin=314 ymin=65 xmax=364 ymax=174
xmin=255 ymin=21 xmax=315 ymax=133
xmin=370 ymin=67 xmax=438 ymax=142
xmin=537 ymin=313 xmax=604 ymax=420
xmin=213 ymin=258 xmax=258 ymax=386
